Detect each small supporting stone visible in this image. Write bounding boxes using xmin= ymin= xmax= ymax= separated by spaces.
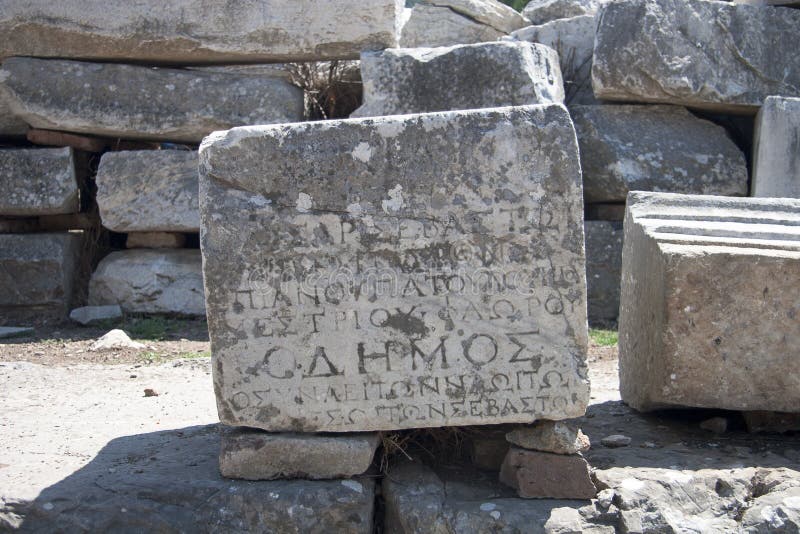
xmin=126 ymin=232 xmax=187 ymax=249
xmin=505 ymin=421 xmax=590 ymax=455
xmin=219 ymin=427 xmax=380 ymax=481
xmin=69 ymin=305 xmax=123 ymax=326
xmin=499 ymin=447 xmax=597 ymax=499
xmin=38 ymin=213 xmax=94 ymax=231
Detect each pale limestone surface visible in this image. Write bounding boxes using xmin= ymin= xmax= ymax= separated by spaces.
xmin=592 ymin=0 xmax=800 ymax=113
xmin=68 ymin=305 xmax=123 ymax=326
xmin=0 ymin=148 xmax=78 ymax=216
xmin=523 ymin=0 xmax=600 ymax=25
xmin=619 ymin=192 xmax=800 ymax=412
xmin=96 ymin=151 xmax=199 ymax=232
xmin=200 ymin=105 xmax=589 ymax=432
xmin=354 ymin=42 xmax=564 ymax=117
xmin=0 ymin=0 xmax=401 ymax=63
xmin=752 ymin=96 xmax=800 ymax=198
xmin=89 ymin=250 xmax=205 ymax=316
xmin=0 ymin=58 xmax=304 ymax=143
xmin=400 ymin=4 xmax=504 ymax=47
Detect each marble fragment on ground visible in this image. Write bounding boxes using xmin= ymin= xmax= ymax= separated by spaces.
xmin=0 ymin=148 xmax=79 ymax=216
xmin=618 ymin=192 xmax=800 ymax=412
xmin=89 ymin=250 xmax=205 ymax=316
xmin=0 ymin=58 xmax=304 ymax=143
xmin=96 ymin=150 xmax=199 ymax=232
xmin=354 ymin=42 xmax=564 ymax=117
xmin=0 ymin=0 xmax=400 ymax=63
xmin=752 ymin=96 xmax=800 ymax=198
xmin=592 ymin=0 xmax=800 ymax=112
xmin=200 ymin=104 xmax=590 ymax=432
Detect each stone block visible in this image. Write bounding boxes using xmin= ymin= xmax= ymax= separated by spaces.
xmin=89 ymin=250 xmax=205 ymax=316
xmin=0 ymin=98 xmax=27 ymax=137
xmin=0 ymin=0 xmax=400 ymax=63
xmin=0 ymin=326 xmax=33 ymax=339
xmin=506 ymin=421 xmax=590 ymax=454
xmin=0 ymin=58 xmax=304 ymax=143
xmin=0 ymin=148 xmax=79 ymax=216
xmin=571 ymin=105 xmax=748 ymax=203
xmin=522 ymin=0 xmax=600 ymax=25
xmin=96 ymin=150 xmax=199 ymax=232
xmin=592 ymin=0 xmax=800 ymax=113
xmin=584 ymin=220 xmax=623 ymax=325
xmin=219 ymin=428 xmax=380 ymax=480
xmin=618 ymin=192 xmax=800 ymax=412
xmin=499 ymin=447 xmax=597 ymax=499
xmin=69 ymin=305 xmax=123 ymax=326
xmin=354 ymin=42 xmax=564 ymax=117
xmin=0 ymin=233 xmax=82 ymax=320
xmin=752 ymin=96 xmax=800 ymax=198
xmin=200 ymin=104 xmax=590 ymax=432
xmin=509 ymin=15 xmax=596 ymax=105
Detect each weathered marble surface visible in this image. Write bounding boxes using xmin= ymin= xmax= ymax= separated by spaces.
xmin=0 ymin=0 xmax=400 ymax=63
xmin=509 ymin=15 xmax=596 ymax=105
xmin=0 ymin=58 xmax=304 ymax=143
xmin=0 ymin=148 xmax=78 ymax=216
xmin=523 ymin=0 xmax=600 ymax=25
xmin=592 ymin=0 xmax=800 ymax=113
xmin=89 ymin=250 xmax=205 ymax=316
xmin=0 ymin=233 xmax=82 ymax=320
xmin=571 ymin=105 xmax=748 ymax=203
xmin=354 ymin=42 xmax=564 ymax=117
xmin=584 ymin=220 xmax=623 ymax=325
xmin=200 ymin=105 xmax=589 ymax=432
xmin=619 ymin=192 xmax=800 ymax=412
xmin=96 ymin=150 xmax=199 ymax=232
xmin=752 ymin=96 xmax=800 ymax=198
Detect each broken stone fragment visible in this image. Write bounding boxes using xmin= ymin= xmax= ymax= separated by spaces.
xmin=522 ymin=0 xmax=600 ymax=25
xmin=69 ymin=305 xmax=123 ymax=326
xmin=600 ymin=434 xmax=631 ymax=448
xmin=506 ymin=421 xmax=590 ymax=455
xmin=89 ymin=329 xmax=145 ymax=351
xmin=500 ymin=447 xmax=597 ymax=499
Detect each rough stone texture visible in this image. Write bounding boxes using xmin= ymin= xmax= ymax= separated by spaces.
xmin=592 ymin=0 xmax=800 ymax=113
xmin=506 ymin=421 xmax=590 ymax=454
xmin=753 ymin=96 xmax=800 ymax=198
xmin=219 ymin=428 xmax=380 ymax=480
xmin=399 ymin=4 xmax=501 ymax=48
xmin=500 ymin=448 xmax=597 ymax=499
xmin=0 ymin=233 xmax=82 ymax=321
xmin=354 ymin=42 xmax=564 ymax=117
xmin=96 ymin=150 xmax=199 ymax=232
xmin=69 ymin=305 xmax=123 ymax=326
xmin=619 ymin=192 xmax=800 ymax=412
xmin=423 ymin=0 xmax=530 ymax=33
xmin=571 ymin=105 xmax=749 ymax=203
xmin=0 ymin=99 xmax=28 ymax=137
xmin=743 ymin=411 xmax=800 ymax=434
xmin=126 ymin=233 xmax=187 ymax=249
xmin=88 ymin=329 xmax=145 ymax=352
xmin=735 ymin=0 xmax=800 ymax=5
xmin=523 ymin=0 xmax=599 ymax=25
xmin=469 ymin=433 xmax=512 ymax=471
xmin=200 ymin=104 xmax=589 ymax=432
xmin=0 ymin=148 xmax=78 ymax=216
xmin=584 ymin=221 xmax=622 ymax=326
xmin=0 ymin=58 xmax=304 ymax=143
xmin=0 ymin=0 xmax=400 ymax=64
xmin=89 ymin=250 xmax=205 ymax=316
xmin=509 ymin=15 xmax=596 ymax=105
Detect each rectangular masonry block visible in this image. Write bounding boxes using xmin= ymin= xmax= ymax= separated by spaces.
xmin=619 ymin=192 xmax=800 ymax=412
xmin=752 ymin=96 xmax=800 ymax=199
xmin=0 ymin=147 xmax=79 ymax=216
xmin=200 ymin=104 xmax=590 ymax=432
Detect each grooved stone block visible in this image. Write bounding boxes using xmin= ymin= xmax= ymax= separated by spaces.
xmin=0 ymin=148 xmax=78 ymax=216
xmin=0 ymin=58 xmax=304 ymax=143
xmin=353 ymin=42 xmax=564 ymax=118
xmin=96 ymin=151 xmax=199 ymax=233
xmin=619 ymin=192 xmax=800 ymax=412
xmin=219 ymin=428 xmax=380 ymax=480
xmin=0 ymin=0 xmax=400 ymax=64
xmin=752 ymin=96 xmax=800 ymax=199
xmin=0 ymin=233 xmax=82 ymax=320
xmin=200 ymin=104 xmax=590 ymax=432
xmin=89 ymin=250 xmax=205 ymax=316
xmin=592 ymin=0 xmax=800 ymax=113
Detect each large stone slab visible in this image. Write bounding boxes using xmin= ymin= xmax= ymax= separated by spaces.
xmin=0 ymin=58 xmax=304 ymax=143
xmin=0 ymin=148 xmax=78 ymax=216
xmin=618 ymin=192 xmax=800 ymax=412
xmin=0 ymin=0 xmax=400 ymax=64
xmin=584 ymin=220 xmax=623 ymax=325
xmin=592 ymin=0 xmax=800 ymax=113
xmin=0 ymin=233 xmax=82 ymax=321
xmin=752 ymin=96 xmax=800 ymax=198
xmin=509 ymin=15 xmax=596 ymax=105
xmin=571 ymin=105 xmax=748 ymax=203
xmin=353 ymin=42 xmax=564 ymax=117
xmin=96 ymin=150 xmax=199 ymax=232
xmin=200 ymin=104 xmax=590 ymax=432
xmin=523 ymin=0 xmax=600 ymax=25
xmin=426 ymin=0 xmax=530 ymax=34
xmin=89 ymin=250 xmax=205 ymax=316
